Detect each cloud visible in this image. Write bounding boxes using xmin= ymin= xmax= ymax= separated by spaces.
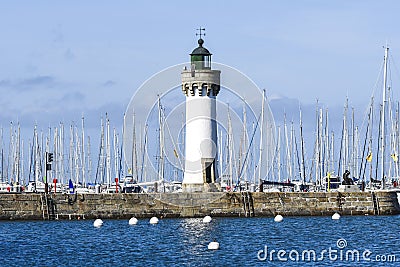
xmin=0 ymin=75 xmax=58 ymax=92
xmin=102 ymin=80 xmax=116 ymax=87
xmin=19 ymin=75 xmax=55 ymax=86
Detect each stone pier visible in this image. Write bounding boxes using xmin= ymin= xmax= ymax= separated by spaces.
xmin=0 ymin=191 xmax=399 ymax=220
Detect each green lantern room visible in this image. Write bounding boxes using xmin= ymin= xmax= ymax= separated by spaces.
xmin=190 ymin=38 xmax=212 ymax=70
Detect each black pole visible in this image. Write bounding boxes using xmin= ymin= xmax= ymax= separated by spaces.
xmin=45 ymin=152 xmax=48 ymax=194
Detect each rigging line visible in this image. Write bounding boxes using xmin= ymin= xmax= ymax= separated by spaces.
xmin=358 ymin=59 xmax=386 ymax=133
xmin=161 ymin=107 xmax=184 ymax=171
xmin=140 ymin=124 xmax=148 ymax=183
xmin=236 ymin=108 xmax=263 ymax=185
xmin=370 ymin=57 xmax=386 ymax=100
xmin=374 ymin=105 xmax=383 ymax=180
xmin=359 ymin=104 xmax=372 ymax=180
xmin=389 ymin=53 xmax=400 ymax=88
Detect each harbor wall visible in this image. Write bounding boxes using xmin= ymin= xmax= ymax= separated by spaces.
xmin=0 ymin=191 xmax=399 ymax=220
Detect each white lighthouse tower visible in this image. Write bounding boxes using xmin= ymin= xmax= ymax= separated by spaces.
xmin=181 ymin=30 xmax=221 ymax=192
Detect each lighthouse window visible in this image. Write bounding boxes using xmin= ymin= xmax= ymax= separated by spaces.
xmin=191 ymin=55 xmax=203 ymax=70
xmin=204 ymin=55 xmax=211 ymax=69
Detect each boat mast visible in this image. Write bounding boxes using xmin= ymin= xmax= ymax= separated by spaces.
xmin=284 ymin=114 xmax=292 ymax=182
xmin=106 ymin=114 xmax=111 ymax=186
xmin=69 ymin=124 xmax=74 ymax=185
xmin=277 ymin=126 xmax=281 ymax=183
xmin=158 ymin=96 xmax=165 ymax=183
xmin=74 ymin=126 xmax=80 ymax=185
xmin=227 ymin=105 xmax=233 ymax=188
xmin=140 ymin=124 xmax=148 ymax=183
xmin=34 ymin=125 xmax=40 ymax=185
xmin=132 ymin=113 xmax=138 ymax=181
xmin=59 ymin=123 xmax=65 ymax=185
xmin=380 ymin=46 xmax=389 ymax=188
xmin=299 ymin=106 xmax=306 ymax=185
xmin=113 ymin=128 xmax=120 ymax=182
xmin=87 ymin=136 xmax=92 ymax=183
xmin=54 ymin=127 xmax=58 ymax=184
xmin=258 ymin=89 xmax=265 ymax=191
xmin=396 ymin=102 xmax=400 ymax=182
xmin=1 ymin=128 xmax=3 ymax=183
xmin=81 ymin=115 xmax=86 ymax=186
xmin=21 ymin=140 xmax=24 ymax=187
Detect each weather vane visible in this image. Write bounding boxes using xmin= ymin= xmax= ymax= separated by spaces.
xmin=196 ymin=27 xmax=206 ymax=39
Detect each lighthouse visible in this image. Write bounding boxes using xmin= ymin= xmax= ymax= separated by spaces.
xmin=181 ymin=30 xmax=221 ymax=192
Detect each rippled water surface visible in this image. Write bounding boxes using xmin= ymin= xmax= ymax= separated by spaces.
xmin=0 ymin=215 xmax=399 ymax=266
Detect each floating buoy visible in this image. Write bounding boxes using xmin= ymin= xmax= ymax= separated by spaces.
xmin=274 ymin=214 xmax=283 ymax=222
xmin=208 ymin=241 xmax=220 ymax=250
xmin=149 ymin=217 xmax=159 ymax=224
xmin=93 ymin=218 xmax=103 ymax=228
xmin=129 ymin=217 xmax=138 ymax=225
xmin=332 ymin=213 xmax=341 ymax=220
xmin=203 ymin=215 xmax=212 ymax=223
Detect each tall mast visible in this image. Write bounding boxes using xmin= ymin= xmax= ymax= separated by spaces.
xmin=158 ymin=96 xmax=164 ymax=183
xmin=54 ymin=127 xmax=58 ymax=184
xmin=59 ymin=123 xmax=65 ymax=185
xmin=258 ymin=89 xmax=265 ymax=191
xmin=87 ymin=136 xmax=92 ymax=183
xmin=81 ymin=115 xmax=86 ymax=186
xmin=284 ymin=114 xmax=292 ymax=182
xmin=227 ymin=105 xmax=233 ymax=188
xmin=69 ymin=124 xmax=74 ymax=185
xmin=380 ymin=46 xmax=389 ymax=188
xmin=106 ymin=114 xmax=111 ymax=186
xmin=74 ymin=126 xmax=80 ymax=184
xmin=299 ymin=106 xmax=306 ymax=184
xmin=8 ymin=122 xmax=13 ymax=183
xmin=140 ymin=125 xmax=148 ymax=183
xmin=34 ymin=125 xmax=40 ymax=185
xmin=21 ymin=140 xmax=24 ymax=186
xmin=277 ymin=126 xmax=281 ymax=182
xmin=132 ymin=113 xmax=138 ymax=181
xmin=15 ymin=123 xmax=21 ymax=184
xmin=1 ymin=127 xmax=3 ymax=182
xmin=113 ymin=128 xmax=120 ymax=181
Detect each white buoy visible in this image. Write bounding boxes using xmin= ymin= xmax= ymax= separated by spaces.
xmin=274 ymin=214 xmax=283 ymax=222
xmin=208 ymin=241 xmax=220 ymax=250
xmin=203 ymin=215 xmax=212 ymax=223
xmin=149 ymin=217 xmax=159 ymax=224
xmin=93 ymin=218 xmax=103 ymax=228
xmin=129 ymin=217 xmax=138 ymax=225
xmin=332 ymin=213 xmax=341 ymax=220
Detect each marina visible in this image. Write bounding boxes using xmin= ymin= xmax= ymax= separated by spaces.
xmin=3 ymin=2 xmax=400 ymax=267
xmin=1 ymin=33 xmax=400 ymax=221
xmin=0 ymin=41 xmax=399 ymax=194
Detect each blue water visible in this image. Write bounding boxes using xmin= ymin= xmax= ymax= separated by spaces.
xmin=0 ymin=216 xmax=399 ymax=266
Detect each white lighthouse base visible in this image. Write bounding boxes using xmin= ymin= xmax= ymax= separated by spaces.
xmin=182 ymin=183 xmax=221 ymax=193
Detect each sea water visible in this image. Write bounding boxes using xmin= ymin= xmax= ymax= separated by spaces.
xmin=0 ymin=216 xmax=399 ymax=266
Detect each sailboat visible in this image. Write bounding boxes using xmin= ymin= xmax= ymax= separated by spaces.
xmin=374 ymin=46 xmax=400 ymax=190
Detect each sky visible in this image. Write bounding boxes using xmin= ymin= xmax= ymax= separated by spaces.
xmin=1 ymin=0 xmax=400 ymax=180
